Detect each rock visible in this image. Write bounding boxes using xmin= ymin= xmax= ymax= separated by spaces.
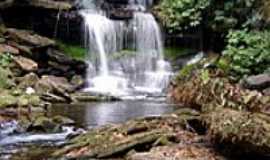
xmin=70 ymin=75 xmax=85 ymax=89
xmin=0 ymin=67 xmax=13 ymax=89
xmin=0 ymin=44 xmax=19 ymax=54
xmin=0 ymin=0 xmax=14 ymax=9
xmin=243 ymin=74 xmax=270 ymax=90
xmin=52 ymin=115 xmax=75 ymax=125
xmin=26 ymin=0 xmax=72 ymax=10
xmin=34 ymin=75 xmax=74 ymax=102
xmin=48 ymin=61 xmax=70 ymax=72
xmin=13 ymin=56 xmax=38 ymax=72
xmin=35 ymin=75 xmax=73 ymax=94
xmin=128 ymin=145 xmax=225 ymax=160
xmin=0 ymin=93 xmax=17 ymax=108
xmin=53 ymin=109 xmax=200 ymax=159
xmin=7 ymin=41 xmax=32 ymax=54
xmin=17 ymin=94 xmax=41 ymax=107
xmin=203 ymin=108 xmax=270 ymax=155
xmin=28 ymin=115 xmax=74 ymax=133
xmin=263 ymin=88 xmax=270 ymax=96
xmin=41 ymin=93 xmax=67 ymax=103
xmin=17 ymin=72 xmax=39 ymax=89
xmin=28 ymin=116 xmax=57 ymax=133
xmin=7 ymin=28 xmax=55 ymax=48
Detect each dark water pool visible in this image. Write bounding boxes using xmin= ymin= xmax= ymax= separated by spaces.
xmin=1 ymin=100 xmax=178 ymax=160
xmin=50 ymin=100 xmax=178 ymax=128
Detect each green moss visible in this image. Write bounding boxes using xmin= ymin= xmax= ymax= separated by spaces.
xmin=57 ymin=41 xmax=86 ymax=60
xmin=177 ymin=63 xmax=197 ymax=80
xmin=0 ymin=67 xmax=13 ymax=89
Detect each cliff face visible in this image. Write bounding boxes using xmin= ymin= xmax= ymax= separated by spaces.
xmin=0 ymin=0 xmax=82 ymax=44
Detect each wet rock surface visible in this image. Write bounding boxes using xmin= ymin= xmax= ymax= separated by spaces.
xmin=53 ymin=108 xmax=219 ymax=159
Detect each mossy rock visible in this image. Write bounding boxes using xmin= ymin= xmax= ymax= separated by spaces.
xmin=54 ymin=109 xmax=200 ymax=159
xmin=0 ymin=93 xmax=17 ymax=108
xmin=0 ymin=67 xmax=13 ymax=89
xmin=203 ymin=108 xmax=270 ymax=155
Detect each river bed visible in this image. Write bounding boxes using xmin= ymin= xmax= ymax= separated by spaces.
xmin=0 ymin=100 xmax=178 ymax=160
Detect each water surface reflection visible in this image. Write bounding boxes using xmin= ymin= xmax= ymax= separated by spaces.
xmin=51 ymin=101 xmax=177 ymax=128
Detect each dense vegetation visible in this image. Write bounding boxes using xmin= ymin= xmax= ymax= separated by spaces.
xmin=156 ymin=0 xmax=270 ymax=78
xmin=222 ymin=30 xmax=270 ymax=77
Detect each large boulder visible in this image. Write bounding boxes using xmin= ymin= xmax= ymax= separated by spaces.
xmin=35 ymin=75 xmax=74 ymax=102
xmin=7 ymin=28 xmax=55 ymax=48
xmin=17 ymin=72 xmax=40 ymax=89
xmin=243 ymin=74 xmax=270 ymax=90
xmin=35 ymin=75 xmax=73 ymax=93
xmin=13 ymin=56 xmax=38 ymax=72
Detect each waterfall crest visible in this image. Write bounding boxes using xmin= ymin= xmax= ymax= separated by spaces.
xmin=80 ymin=0 xmax=172 ymax=96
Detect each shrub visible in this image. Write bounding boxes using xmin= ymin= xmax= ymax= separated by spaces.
xmin=222 ymin=30 xmax=270 ymax=77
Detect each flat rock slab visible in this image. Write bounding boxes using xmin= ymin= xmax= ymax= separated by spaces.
xmin=13 ymin=56 xmax=38 ymax=72
xmin=0 ymin=44 xmax=19 ymax=54
xmin=7 ymin=28 xmax=55 ymax=48
xmin=27 ymin=0 xmax=72 ymax=10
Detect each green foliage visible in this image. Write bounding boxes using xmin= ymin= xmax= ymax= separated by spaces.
xmin=209 ymin=0 xmax=259 ymax=32
xmin=57 ymin=41 xmax=86 ymax=60
xmin=155 ymin=0 xmax=261 ymax=34
xmin=222 ymin=30 xmax=270 ymax=77
xmin=0 ymin=53 xmax=13 ymax=67
xmin=155 ymin=0 xmax=211 ymax=33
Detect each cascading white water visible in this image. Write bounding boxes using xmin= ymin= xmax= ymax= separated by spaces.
xmin=81 ymin=0 xmax=172 ymax=96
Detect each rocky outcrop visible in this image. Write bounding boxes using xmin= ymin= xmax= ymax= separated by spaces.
xmin=0 ymin=0 xmax=73 ymax=10
xmin=0 ymin=26 xmax=87 ymax=104
xmin=7 ymin=28 xmax=55 ymax=48
xmin=1 ymin=1 xmax=83 ymax=43
xmin=0 ymin=28 xmax=87 ymax=78
xmin=13 ymin=56 xmax=38 ymax=72
xmin=53 ymin=109 xmax=207 ymax=159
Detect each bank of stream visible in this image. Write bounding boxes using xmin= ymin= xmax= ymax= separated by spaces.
xmin=0 ymin=100 xmax=178 ymax=160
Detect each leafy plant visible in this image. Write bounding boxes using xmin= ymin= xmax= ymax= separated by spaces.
xmin=222 ymin=30 xmax=270 ymax=77
xmin=154 ymin=0 xmax=211 ymax=33
xmin=155 ymin=0 xmax=262 ymax=34
xmin=0 ymin=53 xmax=13 ymax=67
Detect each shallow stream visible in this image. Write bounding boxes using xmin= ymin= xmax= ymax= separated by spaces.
xmin=0 ymin=100 xmax=178 ymax=160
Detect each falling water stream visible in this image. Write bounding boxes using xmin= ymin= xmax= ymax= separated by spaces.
xmin=82 ymin=0 xmax=173 ymax=96
xmin=0 ymin=1 xmax=180 ymax=159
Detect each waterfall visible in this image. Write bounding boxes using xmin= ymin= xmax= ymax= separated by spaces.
xmin=80 ymin=0 xmax=172 ymax=96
